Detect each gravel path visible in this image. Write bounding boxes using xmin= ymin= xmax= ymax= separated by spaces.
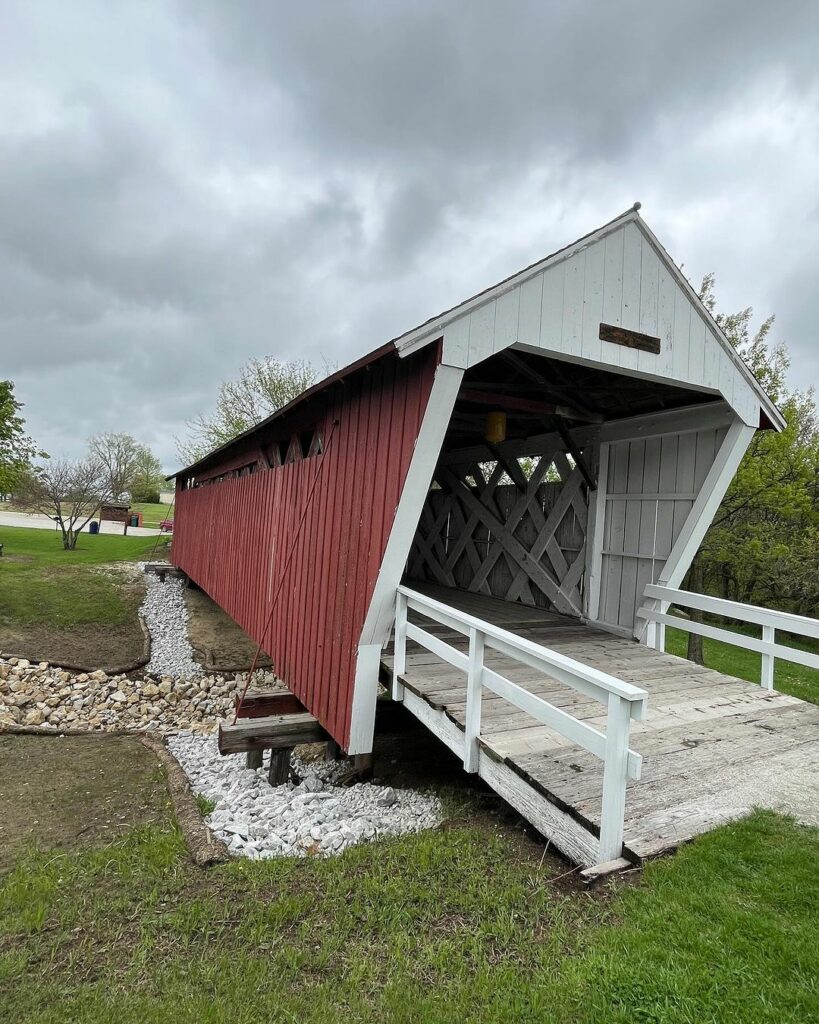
xmin=168 ymin=732 xmax=443 ymax=859
xmin=140 ymin=572 xmax=202 ymax=679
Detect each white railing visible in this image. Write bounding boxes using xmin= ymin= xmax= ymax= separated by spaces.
xmin=393 ymin=586 xmax=649 ymax=862
xmin=637 ymin=584 xmax=819 ymax=688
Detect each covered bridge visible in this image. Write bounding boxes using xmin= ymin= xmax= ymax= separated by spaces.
xmin=171 ymin=207 xmax=819 ymax=867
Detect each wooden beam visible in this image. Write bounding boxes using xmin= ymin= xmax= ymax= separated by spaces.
xmin=439 ymin=423 xmax=599 ymax=468
xmin=486 ymin=442 xmax=528 ymax=492
xmin=235 ymin=689 xmax=306 ymax=719
xmin=551 ymin=417 xmax=596 ymax=490
xmin=584 ymin=442 xmax=609 ymax=622
xmin=435 ymin=467 xmax=580 ymax=616
xmin=658 ymin=420 xmax=755 ymax=591
xmin=218 ymin=713 xmax=328 ymax=755
xmin=459 ymin=388 xmax=597 ymax=423
xmin=351 ymin=362 xmax=464 ymax=755
xmin=500 ymin=350 xmax=603 ymax=423
xmin=268 ymin=748 xmax=292 ymax=785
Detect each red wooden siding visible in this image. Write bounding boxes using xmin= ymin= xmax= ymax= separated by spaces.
xmin=171 ymin=349 xmax=439 ymax=748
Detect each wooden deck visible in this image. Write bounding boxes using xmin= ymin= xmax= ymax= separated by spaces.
xmin=382 ymin=583 xmax=819 ymax=864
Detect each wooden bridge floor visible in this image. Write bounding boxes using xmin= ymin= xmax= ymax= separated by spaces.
xmin=382 ymin=583 xmax=819 ymax=865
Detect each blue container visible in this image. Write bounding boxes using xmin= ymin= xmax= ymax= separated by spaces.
xmin=89 ymin=521 xmax=99 ymax=535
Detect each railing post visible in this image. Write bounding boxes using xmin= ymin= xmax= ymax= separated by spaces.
xmin=656 ymin=601 xmax=667 ymax=652
xmin=644 ymin=600 xmax=667 ymax=651
xmin=392 ymin=589 xmax=408 ymax=702
xmin=463 ymin=626 xmax=484 ymax=773
xmin=761 ymin=625 xmax=775 ymax=690
xmin=599 ymin=693 xmax=631 ymax=862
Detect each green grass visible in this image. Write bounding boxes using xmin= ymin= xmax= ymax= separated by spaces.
xmin=194 ymin=794 xmax=216 ymax=816
xmin=665 ymin=625 xmax=819 ymax=705
xmin=130 ymin=501 xmax=174 ymax=528
xmin=0 ymin=526 xmax=165 ymax=628
xmin=0 ymin=810 xmax=816 ymax=1022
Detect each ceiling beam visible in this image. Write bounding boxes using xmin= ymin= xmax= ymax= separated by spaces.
xmin=458 ymin=387 xmax=601 ymax=423
xmin=499 ymin=351 xmax=603 ymax=422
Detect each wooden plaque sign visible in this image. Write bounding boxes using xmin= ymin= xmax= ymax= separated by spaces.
xmin=599 ymin=322 xmax=661 ymax=355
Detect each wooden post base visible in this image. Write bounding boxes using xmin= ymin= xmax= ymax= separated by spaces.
xmin=268 ymin=747 xmax=293 ymax=786
xmin=353 ymin=753 xmax=373 ymax=780
xmin=246 ymin=750 xmax=263 ymax=770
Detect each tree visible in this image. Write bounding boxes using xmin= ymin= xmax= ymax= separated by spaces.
xmin=684 ymin=277 xmax=819 ymax=660
xmin=0 ymin=380 xmax=43 ymax=495
xmin=130 ymin=447 xmax=165 ymax=503
xmin=13 ymin=458 xmax=106 ymax=550
xmin=177 ymin=356 xmax=320 ymax=465
xmin=88 ymin=432 xmax=162 ymax=502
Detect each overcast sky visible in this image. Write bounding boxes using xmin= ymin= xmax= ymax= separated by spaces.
xmin=2 ymin=1 xmax=818 ymax=472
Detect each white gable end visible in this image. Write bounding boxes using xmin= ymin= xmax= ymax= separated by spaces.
xmin=396 ymin=212 xmax=781 ymax=430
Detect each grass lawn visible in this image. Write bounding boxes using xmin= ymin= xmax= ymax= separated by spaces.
xmin=0 ymin=741 xmax=816 ymax=1024
xmin=130 ymin=500 xmax=174 ymax=528
xmin=0 ymin=526 xmax=170 ymax=667
xmin=664 ymin=625 xmax=819 ymax=706
xmin=0 ymin=526 xmax=162 ymax=628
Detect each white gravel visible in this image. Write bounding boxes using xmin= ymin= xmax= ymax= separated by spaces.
xmin=140 ymin=570 xmax=202 ymax=680
xmin=168 ymin=731 xmax=443 ymax=859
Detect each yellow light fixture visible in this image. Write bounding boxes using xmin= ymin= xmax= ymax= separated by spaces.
xmin=485 ymin=410 xmax=507 ymax=443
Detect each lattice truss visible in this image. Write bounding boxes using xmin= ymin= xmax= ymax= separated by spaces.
xmin=407 ymin=448 xmax=589 ymax=615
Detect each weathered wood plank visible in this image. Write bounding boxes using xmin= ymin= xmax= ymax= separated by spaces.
xmin=218 ymin=713 xmax=327 ymax=754
xmin=599 ymin=322 xmax=661 ymax=354
xmin=235 ymin=689 xmax=306 ymax=719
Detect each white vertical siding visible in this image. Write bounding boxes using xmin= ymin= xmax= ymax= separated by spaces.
xmin=596 ymin=425 xmax=728 ymax=632
xmin=440 ymin=222 xmax=761 ymax=426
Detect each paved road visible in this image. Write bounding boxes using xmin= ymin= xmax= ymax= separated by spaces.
xmin=0 ymin=510 xmax=162 ymax=537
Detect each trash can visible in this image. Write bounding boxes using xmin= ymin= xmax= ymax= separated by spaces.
xmin=89 ymin=521 xmax=99 ymax=535
xmin=130 ymin=515 xmax=139 ymax=527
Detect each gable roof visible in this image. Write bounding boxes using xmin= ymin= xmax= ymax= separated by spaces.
xmin=391 ymin=205 xmax=784 ymax=430
xmin=172 ymin=207 xmax=785 ymax=479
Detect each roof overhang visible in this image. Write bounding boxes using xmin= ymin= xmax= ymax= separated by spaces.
xmin=170 ymin=207 xmax=786 ymax=482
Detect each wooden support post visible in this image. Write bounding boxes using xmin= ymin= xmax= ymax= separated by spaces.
xmin=599 ymin=694 xmax=631 ymax=862
xmin=326 ymin=739 xmax=341 ymax=761
xmin=268 ymin=747 xmax=292 ymax=786
xmin=353 ymin=753 xmax=373 ymax=780
xmin=583 ymin=441 xmax=608 ymax=622
xmin=463 ymin=626 xmax=484 ymax=773
xmin=246 ymin=750 xmax=263 ymax=770
xmin=761 ymin=625 xmax=775 ymax=690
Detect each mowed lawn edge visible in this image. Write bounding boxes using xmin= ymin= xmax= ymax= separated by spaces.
xmin=0 ymin=800 xmax=816 ymax=1024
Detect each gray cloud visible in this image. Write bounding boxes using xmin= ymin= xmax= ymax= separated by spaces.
xmin=1 ymin=0 xmax=817 ymax=470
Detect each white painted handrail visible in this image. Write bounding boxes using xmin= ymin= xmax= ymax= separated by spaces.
xmin=393 ymin=585 xmax=648 ymax=862
xmin=637 ymin=584 xmax=819 ymax=689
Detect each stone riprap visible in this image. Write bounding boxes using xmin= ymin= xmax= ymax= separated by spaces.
xmin=140 ymin=570 xmax=202 ymax=680
xmin=0 ymin=656 xmax=265 ymax=732
xmin=168 ymin=731 xmax=443 ymax=859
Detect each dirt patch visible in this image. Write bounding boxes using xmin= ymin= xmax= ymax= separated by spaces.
xmin=185 ymin=587 xmax=272 ymax=672
xmin=0 ymin=734 xmax=171 ymax=872
xmin=0 ymin=578 xmax=148 ymax=672
xmin=0 ymin=617 xmax=146 ymax=672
